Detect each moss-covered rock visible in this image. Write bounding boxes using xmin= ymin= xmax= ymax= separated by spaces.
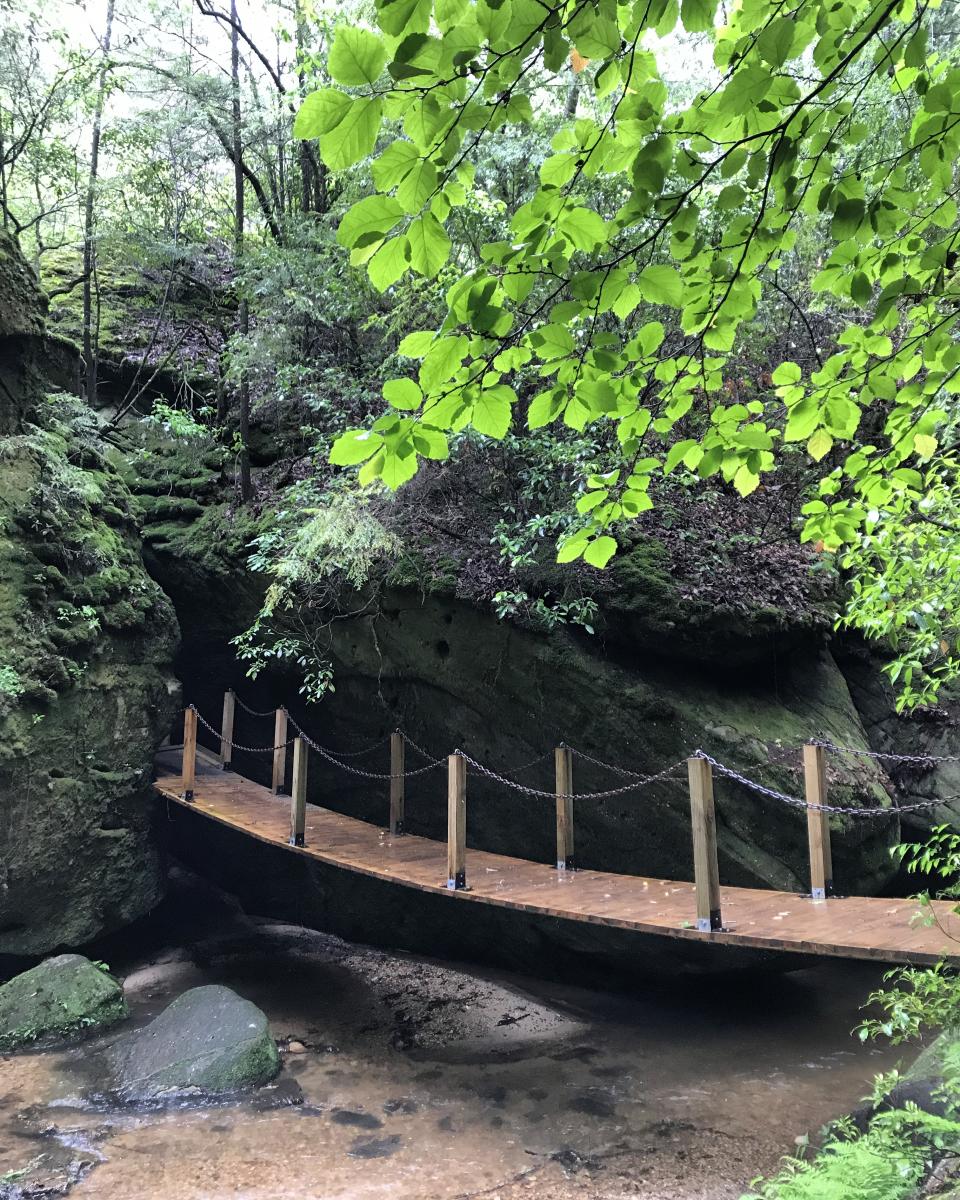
xmin=105 ymin=985 xmax=280 ymax=1100
xmin=0 ymin=954 xmax=127 ymax=1051
xmin=0 ymin=236 xmax=180 ymax=957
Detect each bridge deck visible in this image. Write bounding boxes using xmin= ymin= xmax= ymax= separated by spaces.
xmin=154 ymin=756 xmax=960 ymax=967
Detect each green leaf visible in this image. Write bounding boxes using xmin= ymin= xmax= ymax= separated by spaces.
xmin=733 ymin=464 xmax=759 ymax=496
xmin=771 ymin=361 xmax=802 ymax=385
xmin=638 ymin=264 xmax=683 ymax=307
xmin=756 ymin=16 xmax=795 ymax=66
xmin=583 ymin=536 xmax=618 ymax=568
xmin=397 ymin=330 xmax=436 ymax=357
xmin=384 ymin=377 xmax=423 ymax=410
xmin=680 ymin=0 xmax=714 ymax=33
xmin=367 ymin=237 xmax=409 ymax=291
xmin=330 ymin=429 xmax=382 ymax=466
xmin=372 ymin=140 xmax=419 ymax=189
xmin=337 ymin=194 xmax=404 ymax=249
xmin=294 ymin=89 xmax=352 ymax=139
xmin=381 ymin=445 xmax=419 ymax=489
xmin=471 ymin=386 xmax=514 ymax=438
xmin=376 ymin=0 xmax=431 ymax=36
xmin=807 ymin=429 xmax=833 ymax=461
xmin=420 ymin=335 xmax=468 ymax=389
xmin=559 ymin=207 xmax=607 ymax=251
xmin=850 ymin=272 xmax=872 ymax=306
xmin=528 ymin=389 xmax=564 ymax=428
xmin=328 ymin=27 xmax=386 ymax=86
xmin=557 ymin=532 xmax=589 ymax=564
xmin=532 ymin=323 xmax=574 ymax=359
xmin=407 ymin=212 xmax=451 ymax=277
xmin=315 ymin=96 xmax=383 ymax=170
xmin=412 ymin=425 xmax=449 ymax=459
xmin=397 ymin=159 xmax=438 ymax=213
xmin=664 ymin=439 xmax=697 ymax=473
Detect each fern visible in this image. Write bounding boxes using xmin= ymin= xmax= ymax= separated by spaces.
xmin=742 ymin=1107 xmax=960 ymax=1200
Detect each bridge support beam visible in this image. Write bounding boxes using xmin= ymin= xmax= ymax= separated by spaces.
xmin=182 ymin=707 xmax=197 ymax=803
xmin=447 ymin=753 xmax=467 ymax=889
xmin=555 ymin=746 xmax=574 ymax=870
xmin=290 ymin=736 xmax=308 ymax=847
xmin=220 ymin=689 xmax=235 ymax=770
xmin=687 ymin=756 xmax=722 ymax=932
xmin=803 ymin=743 xmax=833 ymax=900
xmin=272 ymin=708 xmax=288 ymax=794
xmin=390 ymin=732 xmax=405 ymax=835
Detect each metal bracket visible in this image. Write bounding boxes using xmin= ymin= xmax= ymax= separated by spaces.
xmin=446 ymin=872 xmax=468 ymax=891
xmin=696 ymin=909 xmax=723 ymax=933
xmin=181 ymin=790 xmax=194 ymax=804
xmin=289 ymin=834 xmax=305 ymax=848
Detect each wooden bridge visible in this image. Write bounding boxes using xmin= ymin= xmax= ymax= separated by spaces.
xmin=153 ymin=696 xmax=960 ymax=970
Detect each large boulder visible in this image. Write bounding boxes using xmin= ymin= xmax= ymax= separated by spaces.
xmin=0 ymin=234 xmax=180 ymax=957
xmin=0 ymin=953 xmax=127 ymax=1051
xmin=106 ymin=985 xmax=280 ymax=1100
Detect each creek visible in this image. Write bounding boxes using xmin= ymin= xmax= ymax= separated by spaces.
xmin=0 ymin=871 xmax=912 ymax=1200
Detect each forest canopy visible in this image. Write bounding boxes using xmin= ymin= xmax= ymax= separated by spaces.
xmin=298 ymin=0 xmax=960 ymax=705
xmin=4 ymin=0 xmax=960 ymax=709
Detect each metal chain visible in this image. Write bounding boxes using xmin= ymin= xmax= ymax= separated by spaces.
xmin=696 ymin=750 xmax=952 ymax=817
xmin=190 ymin=700 xmax=956 ymax=816
xmin=566 ymin=744 xmax=645 ymax=779
xmin=300 ymin=732 xmax=445 ymax=780
xmin=455 ymin=750 xmax=687 ymax=801
xmin=402 ymin=731 xmax=441 ymax=762
xmin=285 ymin=713 xmax=390 ymax=759
xmin=192 ymin=707 xmax=296 ymax=754
xmin=233 ymin=694 xmax=277 ymax=718
xmin=501 ymin=749 xmax=554 ymax=774
xmin=811 ymin=738 xmax=960 ymax=766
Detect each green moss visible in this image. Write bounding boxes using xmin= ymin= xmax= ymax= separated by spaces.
xmin=0 ymin=954 xmax=128 ymax=1051
xmin=606 ymin=536 xmax=679 ymax=625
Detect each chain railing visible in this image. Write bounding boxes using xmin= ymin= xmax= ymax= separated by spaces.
xmin=172 ymin=691 xmax=960 ymax=926
xmin=811 ymin=738 xmax=960 ymax=767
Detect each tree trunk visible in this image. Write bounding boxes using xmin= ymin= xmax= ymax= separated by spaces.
xmin=231 ymin=0 xmax=252 ymax=502
xmin=82 ymin=0 xmax=116 ymax=407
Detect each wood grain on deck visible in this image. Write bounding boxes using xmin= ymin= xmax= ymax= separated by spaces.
xmin=154 ymin=758 xmax=960 ymax=967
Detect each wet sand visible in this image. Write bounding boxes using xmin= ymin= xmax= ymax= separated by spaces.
xmin=0 ymin=875 xmax=913 ymax=1199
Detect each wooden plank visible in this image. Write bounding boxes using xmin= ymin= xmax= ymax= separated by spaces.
xmin=182 ymin=708 xmax=197 ymax=801
xmin=555 ymin=746 xmax=574 ymax=871
xmin=390 ymin=732 xmax=405 ymax=835
xmin=687 ymin=756 xmax=722 ymax=932
xmin=272 ymin=709 xmax=288 ymax=795
xmin=290 ymin=736 xmax=308 ymax=847
xmin=447 ymin=753 xmax=466 ymax=889
xmin=803 ymin=743 xmax=833 ymax=899
xmin=153 ymin=753 xmax=960 ymax=968
xmin=220 ymin=690 xmax=236 ymax=770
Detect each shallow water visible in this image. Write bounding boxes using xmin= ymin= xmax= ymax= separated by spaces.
xmin=0 ymin=880 xmax=916 ymax=1200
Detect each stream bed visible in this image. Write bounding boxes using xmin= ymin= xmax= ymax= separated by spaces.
xmin=0 ymin=872 xmax=910 ymax=1200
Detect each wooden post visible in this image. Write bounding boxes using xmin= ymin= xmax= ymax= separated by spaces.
xmin=290 ymin=736 xmax=308 ymax=847
xmin=272 ymin=708 xmax=288 ymax=795
xmin=182 ymin=707 xmax=197 ymax=802
xmin=446 ymin=753 xmax=467 ymax=890
xmin=687 ymin=756 xmax=722 ymax=932
xmin=390 ymin=732 xmax=405 ymax=835
xmin=220 ymin=689 xmax=236 ymax=770
xmin=555 ymin=746 xmax=574 ymax=870
xmin=803 ymin=743 xmax=833 ymax=900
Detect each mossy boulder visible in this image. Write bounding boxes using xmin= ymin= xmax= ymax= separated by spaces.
xmin=106 ymin=985 xmax=280 ymax=1100
xmin=0 ymin=954 xmax=127 ymax=1051
xmin=0 ymin=236 xmax=180 ymax=957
